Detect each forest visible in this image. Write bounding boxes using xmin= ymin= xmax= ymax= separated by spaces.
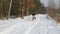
xmin=0 ymin=0 xmax=46 ymax=19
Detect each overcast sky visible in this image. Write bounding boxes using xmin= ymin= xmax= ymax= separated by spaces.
xmin=40 ymin=0 xmax=60 ymax=9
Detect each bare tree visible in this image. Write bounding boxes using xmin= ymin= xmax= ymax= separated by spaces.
xmin=47 ymin=0 xmax=55 ymax=18
xmin=8 ymin=0 xmax=12 ymax=19
xmin=0 ymin=0 xmax=4 ymax=19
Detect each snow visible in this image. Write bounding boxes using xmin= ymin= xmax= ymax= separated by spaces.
xmin=0 ymin=14 xmax=60 ymax=34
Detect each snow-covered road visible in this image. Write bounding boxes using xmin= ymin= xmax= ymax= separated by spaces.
xmin=0 ymin=14 xmax=60 ymax=34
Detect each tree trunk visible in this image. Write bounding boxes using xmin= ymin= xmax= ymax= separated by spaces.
xmin=0 ymin=0 xmax=4 ymax=19
xmin=8 ymin=0 xmax=12 ymax=19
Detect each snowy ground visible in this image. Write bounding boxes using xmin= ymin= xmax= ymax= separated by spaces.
xmin=0 ymin=14 xmax=60 ymax=34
